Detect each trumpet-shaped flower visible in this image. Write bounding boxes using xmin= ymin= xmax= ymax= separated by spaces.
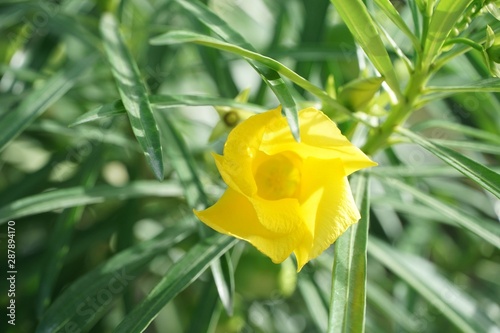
xmin=195 ymin=107 xmax=376 ymax=271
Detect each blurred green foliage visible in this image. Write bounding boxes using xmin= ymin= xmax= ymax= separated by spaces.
xmin=0 ymin=0 xmax=499 ymax=332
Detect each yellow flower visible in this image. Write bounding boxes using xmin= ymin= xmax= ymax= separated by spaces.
xmin=195 ymin=106 xmax=377 ymax=271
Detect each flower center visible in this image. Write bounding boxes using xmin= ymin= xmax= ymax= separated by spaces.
xmin=254 ymin=152 xmax=301 ymax=200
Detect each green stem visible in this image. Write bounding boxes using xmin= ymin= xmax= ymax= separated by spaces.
xmin=362 ymin=66 xmax=429 ymax=155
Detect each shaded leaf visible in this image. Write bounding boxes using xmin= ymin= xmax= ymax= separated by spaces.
xmin=0 ymin=56 xmax=95 ymax=152
xmin=113 ymin=234 xmax=237 ymax=333
xmin=36 ymin=226 xmax=192 ymax=333
xmin=0 ymin=181 xmax=183 ymax=225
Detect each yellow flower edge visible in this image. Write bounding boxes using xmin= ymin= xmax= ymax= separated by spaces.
xmin=195 ymin=106 xmax=377 ymax=271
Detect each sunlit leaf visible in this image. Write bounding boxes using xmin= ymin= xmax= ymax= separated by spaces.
xmin=100 ymin=13 xmax=164 ymax=180
xmin=328 ymin=174 xmax=370 ymax=333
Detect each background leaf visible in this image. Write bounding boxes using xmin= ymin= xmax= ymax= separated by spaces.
xmin=100 ymin=13 xmax=164 ymax=180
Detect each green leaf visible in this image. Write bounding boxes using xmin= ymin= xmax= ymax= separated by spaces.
xmin=338 ymin=76 xmax=385 ymax=110
xmin=366 ymin=280 xmax=421 ymax=332
xmin=398 ymin=127 xmax=500 ymax=199
xmin=69 ymin=95 xmax=266 ymax=127
xmin=0 ymin=56 xmax=95 ymax=152
xmin=373 ymin=0 xmax=421 ymax=52
xmin=299 ymin=275 xmax=328 ymax=332
xmin=422 ymin=0 xmax=473 ymax=68
xmin=150 ymin=30 xmax=352 ymax=119
xmin=112 ymin=234 xmax=237 ymax=333
xmin=99 ymin=13 xmax=164 ymax=180
xmin=155 ymin=111 xmax=235 ymax=315
xmin=173 ymin=0 xmax=301 ymax=142
xmin=379 ymin=177 xmax=500 ymax=248
xmin=431 ymin=139 xmax=500 ymax=155
xmin=425 ymin=78 xmax=500 ymax=95
xmin=69 ymin=100 xmax=126 ymax=127
xmin=329 ymin=0 xmax=403 ymax=100
xmin=369 ymin=237 xmax=500 ymax=333
xmin=328 ymin=174 xmax=370 ymax=333
xmin=36 ymin=151 xmax=101 ymax=317
xmin=0 ymin=181 xmax=183 ymax=225
xmin=36 ymin=226 xmax=192 ymax=333
xmin=411 ymin=119 xmax=500 ymax=144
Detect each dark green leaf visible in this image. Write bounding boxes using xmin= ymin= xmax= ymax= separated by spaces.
xmin=0 ymin=181 xmax=183 ymax=225
xmin=36 ymin=226 xmax=192 ymax=333
xmin=112 ymin=234 xmax=237 ymax=333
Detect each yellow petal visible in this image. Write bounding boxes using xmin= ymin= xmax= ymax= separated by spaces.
xmin=249 ymin=196 xmax=302 ymax=234
xmin=214 ymin=107 xmax=282 ymax=196
xmin=194 ymin=188 xmax=302 ymax=264
xmin=259 ymin=107 xmax=377 ymax=175
xmin=299 ymin=157 xmax=360 ymax=262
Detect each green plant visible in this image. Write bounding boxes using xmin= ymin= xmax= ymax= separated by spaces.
xmin=1 ymin=0 xmax=499 ymax=332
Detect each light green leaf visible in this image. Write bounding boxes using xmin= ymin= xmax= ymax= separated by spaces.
xmin=299 ymin=276 xmax=328 ymax=332
xmin=366 ymin=280 xmax=421 ymax=332
xmin=69 ymin=95 xmax=266 ymax=127
xmin=0 ymin=56 xmax=95 ymax=152
xmin=369 ymin=237 xmax=500 ymax=333
xmin=425 ymin=78 xmax=500 ymax=95
xmin=69 ymin=100 xmax=126 ymax=127
xmin=150 ymin=30 xmax=352 ymax=118
xmin=411 ymin=119 xmax=500 ymax=144
xmin=422 ymin=0 xmax=473 ymax=68
xmin=338 ymin=76 xmax=384 ymax=110
xmin=173 ymin=0 xmax=300 ymax=142
xmin=431 ymin=139 xmax=500 ymax=155
xmin=328 ymin=174 xmax=370 ymax=333
xmin=0 ymin=181 xmax=183 ymax=225
xmin=373 ymin=0 xmax=421 ymax=52
xmin=100 ymin=13 xmax=164 ymax=180
xmin=398 ymin=127 xmax=500 ymax=199
xmin=329 ymin=0 xmax=403 ymax=100
xmin=380 ymin=177 xmax=500 ymax=248
xmin=36 ymin=226 xmax=192 ymax=333
xmin=112 ymin=234 xmax=237 ymax=333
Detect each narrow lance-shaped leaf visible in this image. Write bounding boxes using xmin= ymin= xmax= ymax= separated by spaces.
xmin=99 ymin=13 xmax=164 ymax=180
xmin=369 ymin=237 xmax=500 ymax=333
xmin=328 ymin=173 xmax=370 ymax=333
xmin=113 ymin=234 xmax=237 ymax=333
xmin=150 ymin=31 xmax=352 ymax=118
xmin=69 ymin=95 xmax=266 ymax=127
xmin=422 ymin=0 xmax=473 ymax=69
xmin=0 ymin=181 xmax=183 ymax=225
xmin=329 ymin=0 xmax=403 ymax=100
xmin=398 ymin=127 xmax=500 ymax=199
xmin=174 ymin=0 xmax=300 ymax=141
xmin=36 ymin=150 xmax=101 ymax=317
xmin=36 ymin=226 xmax=192 ymax=333
xmin=379 ymin=177 xmax=500 ymax=248
xmin=156 ymin=111 xmax=236 ymax=314
xmin=0 ymin=56 xmax=95 ymax=152
xmin=373 ymin=0 xmax=421 ymax=52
